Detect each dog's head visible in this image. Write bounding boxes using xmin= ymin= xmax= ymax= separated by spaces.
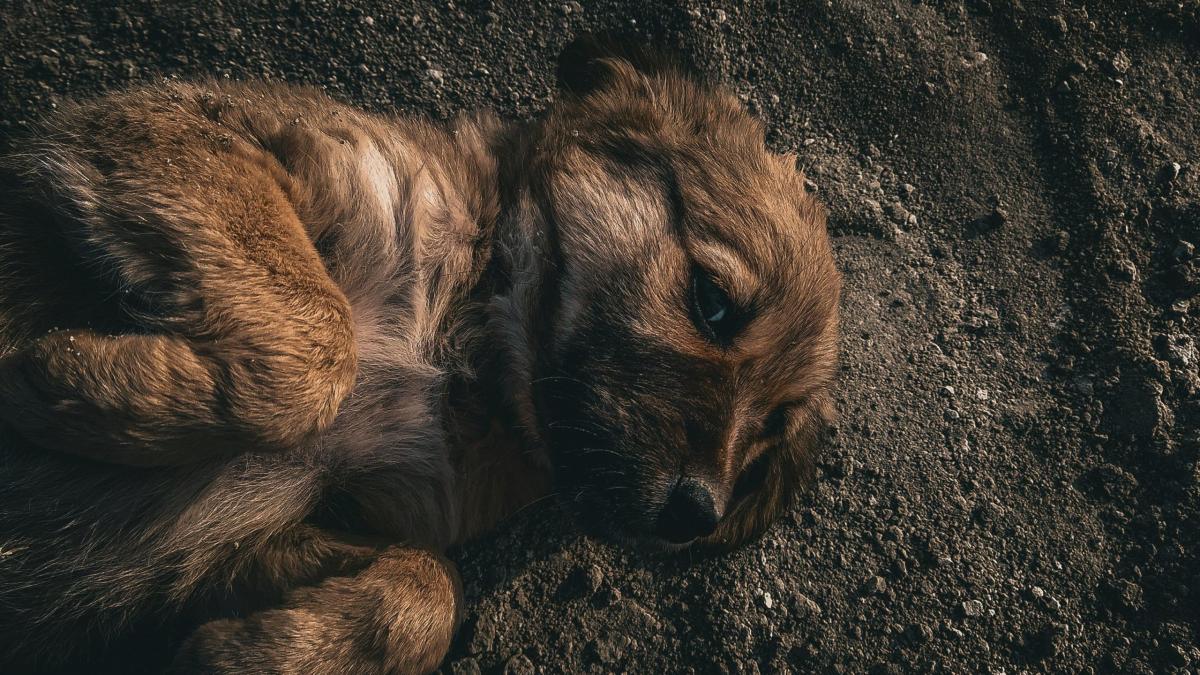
xmin=493 ymin=37 xmax=839 ymax=550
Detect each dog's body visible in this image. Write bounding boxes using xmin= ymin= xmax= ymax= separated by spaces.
xmin=0 ymin=43 xmax=839 ymax=672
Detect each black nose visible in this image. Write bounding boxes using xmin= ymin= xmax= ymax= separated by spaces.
xmin=655 ymin=477 xmax=722 ymax=544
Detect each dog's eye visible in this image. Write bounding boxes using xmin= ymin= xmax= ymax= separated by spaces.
xmin=692 ymin=270 xmax=737 ymax=344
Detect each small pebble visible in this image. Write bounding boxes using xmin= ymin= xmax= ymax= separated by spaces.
xmin=585 ymin=564 xmax=604 ymax=593
xmin=963 ymin=599 xmax=984 ymax=617
xmin=864 ymin=575 xmax=888 ymax=594
xmin=1050 ymin=14 xmax=1068 ymax=36
xmin=451 ymin=657 xmax=482 ymax=675
xmin=1111 ymin=260 xmax=1138 ymax=282
xmin=503 ymin=653 xmax=534 ymax=675
xmin=1107 ymin=50 xmax=1131 ymax=74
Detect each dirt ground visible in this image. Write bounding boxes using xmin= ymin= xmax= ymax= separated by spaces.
xmin=2 ymin=0 xmax=1198 ymax=673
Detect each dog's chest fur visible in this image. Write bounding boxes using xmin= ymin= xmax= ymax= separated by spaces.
xmin=244 ymin=89 xmax=549 ymax=547
xmin=230 ymin=93 xmax=519 ymax=547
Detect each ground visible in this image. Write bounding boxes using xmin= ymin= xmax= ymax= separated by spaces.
xmin=1 ymin=0 xmax=1198 ymax=673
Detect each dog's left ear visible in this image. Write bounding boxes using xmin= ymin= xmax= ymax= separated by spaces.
xmin=556 ymin=33 xmax=681 ymax=97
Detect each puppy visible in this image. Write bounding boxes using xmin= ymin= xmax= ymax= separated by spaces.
xmin=0 ymin=38 xmax=839 ymax=673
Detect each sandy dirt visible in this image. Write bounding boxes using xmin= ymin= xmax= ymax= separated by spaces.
xmin=2 ymin=1 xmax=1198 ymax=672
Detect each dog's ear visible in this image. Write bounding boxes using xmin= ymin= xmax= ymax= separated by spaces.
xmin=555 ymin=33 xmax=681 ymax=97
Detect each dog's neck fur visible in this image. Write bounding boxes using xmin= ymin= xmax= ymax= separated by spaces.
xmin=430 ymin=115 xmax=556 ymax=543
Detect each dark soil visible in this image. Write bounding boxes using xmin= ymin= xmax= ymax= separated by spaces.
xmin=2 ymin=1 xmax=1198 ymax=673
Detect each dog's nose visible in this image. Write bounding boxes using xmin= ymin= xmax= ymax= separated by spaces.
xmin=655 ymin=476 xmax=722 ymax=543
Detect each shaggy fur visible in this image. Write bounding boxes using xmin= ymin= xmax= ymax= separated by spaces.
xmin=0 ymin=39 xmax=839 ymax=673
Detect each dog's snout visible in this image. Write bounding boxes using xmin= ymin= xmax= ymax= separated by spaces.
xmin=656 ymin=476 xmax=722 ymax=543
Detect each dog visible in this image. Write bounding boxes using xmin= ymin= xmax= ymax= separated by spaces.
xmin=0 ymin=38 xmax=840 ymax=673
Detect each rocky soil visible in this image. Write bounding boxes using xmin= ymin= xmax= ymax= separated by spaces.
xmin=2 ymin=0 xmax=1198 ymax=673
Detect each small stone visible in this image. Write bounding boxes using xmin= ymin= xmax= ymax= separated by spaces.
xmin=1031 ymin=586 xmax=1045 ymax=599
xmin=425 ymin=68 xmax=445 ymax=85
xmin=1165 ymin=334 xmax=1197 ymax=367
xmin=1047 ymin=230 xmax=1070 ymax=254
xmin=38 ymin=54 xmax=61 ymax=75
xmin=1055 ymin=80 xmax=1072 ymax=94
xmin=76 ymin=34 xmax=93 ymax=48
xmin=714 ymin=9 xmax=728 ymax=23
xmin=908 ymin=623 xmax=934 ymax=643
xmin=796 ymin=593 xmax=823 ymax=615
xmin=886 ymin=202 xmax=912 ymax=226
xmin=975 ymin=388 xmax=990 ymax=401
xmin=1111 ymin=260 xmax=1139 ymax=282
xmin=1162 ymin=162 xmax=1182 ymax=183
xmin=945 ymin=409 xmax=961 ymax=421
xmin=1050 ymin=14 xmax=1068 ymax=36
xmin=863 ymin=576 xmax=888 ymax=594
xmin=567 ymin=1 xmax=584 ymax=13
xmin=468 ymin=612 xmax=499 ymax=653
xmin=901 ymin=183 xmax=916 ymax=198
xmin=360 ymin=15 xmax=374 ymax=26
xmin=1166 ymin=645 xmax=1191 ymax=668
xmin=589 ymin=638 xmax=618 ymax=664
xmin=1046 ymin=596 xmax=1062 ymax=611
xmin=602 ymin=586 xmax=622 ymax=605
xmin=1174 ymin=240 xmax=1195 ymax=261
xmin=762 ymin=591 xmax=774 ymax=609
xmin=451 ymin=657 xmax=482 ymax=675
xmin=940 ymin=385 xmax=956 ymax=397
xmin=1107 ymin=50 xmax=1131 ymax=74
xmin=503 ymin=653 xmax=534 ymax=675
xmin=585 ymin=564 xmax=604 ymax=593
xmin=963 ymin=599 xmax=985 ymax=617
xmin=967 ymin=51 xmax=988 ymax=67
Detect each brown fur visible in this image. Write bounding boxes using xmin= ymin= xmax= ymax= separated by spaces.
xmin=0 ymin=39 xmax=838 ymax=673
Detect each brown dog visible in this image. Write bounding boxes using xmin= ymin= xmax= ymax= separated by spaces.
xmin=0 ymin=39 xmax=839 ymax=672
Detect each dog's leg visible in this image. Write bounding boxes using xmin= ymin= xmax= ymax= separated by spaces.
xmin=0 ymin=90 xmax=357 ymax=466
xmin=175 ymin=546 xmax=462 ymax=675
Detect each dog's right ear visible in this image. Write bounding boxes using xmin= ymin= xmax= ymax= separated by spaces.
xmin=555 ymin=33 xmax=679 ymax=97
